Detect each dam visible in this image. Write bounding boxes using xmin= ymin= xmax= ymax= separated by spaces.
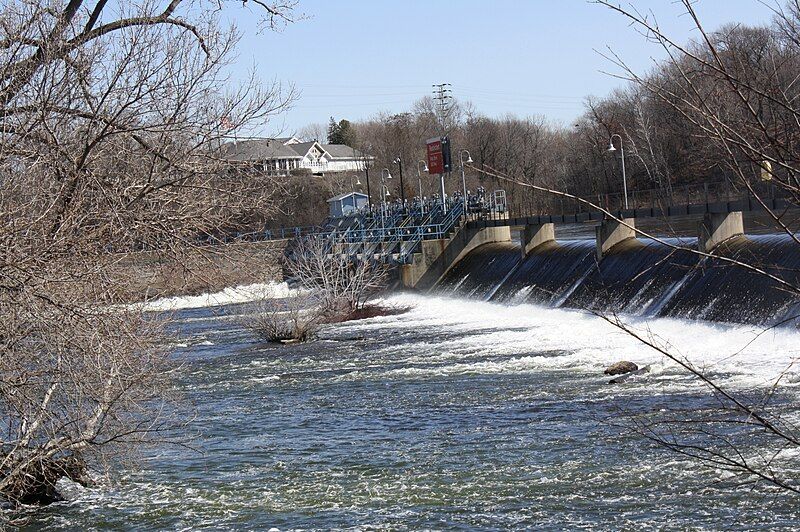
xmin=308 ymin=184 xmax=800 ymax=327
xmin=435 ymin=229 xmax=800 ymax=326
xmin=368 ymin=186 xmax=800 ymax=327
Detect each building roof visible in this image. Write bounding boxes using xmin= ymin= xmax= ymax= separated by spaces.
xmin=219 ymin=138 xmax=373 ymax=163
xmin=321 ymin=144 xmax=366 ymax=159
xmin=327 ymin=191 xmax=369 ymax=203
xmin=219 ymin=139 xmax=302 ymax=161
xmin=288 ymin=141 xmax=322 ymax=158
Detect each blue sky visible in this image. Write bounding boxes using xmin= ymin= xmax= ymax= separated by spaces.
xmin=225 ymin=0 xmax=777 ymax=136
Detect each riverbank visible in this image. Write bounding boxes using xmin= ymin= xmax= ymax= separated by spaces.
xmin=102 ymin=240 xmax=288 ymax=304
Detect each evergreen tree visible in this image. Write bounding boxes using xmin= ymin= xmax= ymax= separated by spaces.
xmin=327 ymin=117 xmax=357 ymax=147
xmin=327 ymin=116 xmax=338 ymax=143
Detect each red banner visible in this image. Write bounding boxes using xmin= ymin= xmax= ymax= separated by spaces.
xmin=426 ymin=138 xmax=444 ymax=174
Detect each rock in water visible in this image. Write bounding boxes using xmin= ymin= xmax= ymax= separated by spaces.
xmin=604 ymin=361 xmax=638 ymax=375
xmin=608 ymin=365 xmax=651 ymax=384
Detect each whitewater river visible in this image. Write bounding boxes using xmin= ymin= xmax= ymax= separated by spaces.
xmin=22 ymin=291 xmax=800 ymax=529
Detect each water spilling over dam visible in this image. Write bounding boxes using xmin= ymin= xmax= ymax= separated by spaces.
xmin=436 ymin=234 xmax=800 ymax=326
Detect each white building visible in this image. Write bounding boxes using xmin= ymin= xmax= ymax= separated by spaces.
xmin=221 ymin=137 xmax=372 ymax=177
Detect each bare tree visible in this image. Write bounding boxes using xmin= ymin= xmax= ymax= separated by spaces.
xmin=246 ymin=235 xmax=390 ymax=343
xmin=285 ymin=236 xmax=390 ymax=316
xmin=295 ymin=122 xmax=326 ymax=142
xmin=0 ymin=0 xmax=298 ymax=508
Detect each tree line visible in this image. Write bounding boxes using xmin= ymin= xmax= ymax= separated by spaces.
xmin=303 ymin=12 xmax=798 ymax=216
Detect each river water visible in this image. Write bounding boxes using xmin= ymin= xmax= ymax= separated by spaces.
xmin=20 ymin=289 xmax=800 ymax=530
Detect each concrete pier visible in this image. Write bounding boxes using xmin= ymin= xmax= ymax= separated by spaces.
xmin=596 ymin=218 xmax=636 ymax=259
xmin=697 ymin=212 xmax=744 ymax=252
xmin=399 ymin=225 xmax=511 ymax=289
xmin=519 ymin=223 xmax=555 ymax=256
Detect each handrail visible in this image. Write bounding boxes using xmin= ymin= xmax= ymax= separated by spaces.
xmin=394 ymin=200 xmax=464 ymax=264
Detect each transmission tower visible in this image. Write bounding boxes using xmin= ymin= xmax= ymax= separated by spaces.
xmin=432 ymin=83 xmax=452 ymax=131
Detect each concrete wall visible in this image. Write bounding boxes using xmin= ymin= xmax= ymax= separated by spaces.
xmin=400 ymin=225 xmax=512 ymax=290
xmin=519 ymin=223 xmax=555 ymax=256
xmin=697 ymin=212 xmax=744 ymax=252
xmin=596 ymin=218 xmax=637 ymax=259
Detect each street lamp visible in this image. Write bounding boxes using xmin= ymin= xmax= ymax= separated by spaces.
xmin=362 ymin=157 xmax=372 ymax=207
xmin=393 ymin=157 xmax=406 ymax=208
xmin=350 ymin=174 xmax=362 ymax=193
xmin=607 ymin=134 xmax=629 ymax=210
xmin=417 ymin=160 xmax=428 ymax=214
xmin=380 ymin=168 xmax=392 ymax=229
xmin=460 ymin=149 xmax=473 ymax=214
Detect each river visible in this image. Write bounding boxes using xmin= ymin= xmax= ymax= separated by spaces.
xmin=20 ymin=290 xmax=800 ymax=530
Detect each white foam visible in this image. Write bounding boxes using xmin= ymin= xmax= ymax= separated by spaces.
xmin=137 ymin=281 xmax=302 ymax=312
xmin=363 ymin=293 xmax=800 ymax=390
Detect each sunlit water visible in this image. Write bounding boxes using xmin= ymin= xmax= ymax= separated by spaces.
xmin=21 ymin=293 xmax=800 ymax=530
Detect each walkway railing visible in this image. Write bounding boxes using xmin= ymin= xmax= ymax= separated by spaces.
xmin=469 ymin=180 xmax=795 ymax=224
xmin=307 ymin=199 xmax=468 ymax=265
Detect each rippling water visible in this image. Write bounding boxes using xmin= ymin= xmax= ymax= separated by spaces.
xmin=22 ymin=294 xmax=800 ymax=530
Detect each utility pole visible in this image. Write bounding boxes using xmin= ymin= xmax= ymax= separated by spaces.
xmin=432 ymin=83 xmax=452 ymax=209
xmin=432 ymin=83 xmax=452 ymax=131
xmin=363 ymin=156 xmax=372 ymax=206
xmin=394 ymin=157 xmax=405 ymax=209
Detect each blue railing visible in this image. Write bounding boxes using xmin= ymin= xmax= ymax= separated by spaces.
xmin=219 ymin=199 xmax=469 ymax=265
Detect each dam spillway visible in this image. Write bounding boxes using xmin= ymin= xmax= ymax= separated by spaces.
xmin=435 ymin=234 xmax=800 ymax=326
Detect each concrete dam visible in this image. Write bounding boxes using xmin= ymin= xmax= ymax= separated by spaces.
xmin=314 ymin=188 xmax=800 ymax=326
xmin=432 ymin=230 xmax=800 ymax=327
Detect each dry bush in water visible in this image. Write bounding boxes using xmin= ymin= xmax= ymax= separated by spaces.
xmin=247 ymin=236 xmax=391 ymax=342
xmin=0 ymin=0 xmax=298 ymax=510
xmin=284 ymin=236 xmax=391 ymax=318
xmin=246 ymin=294 xmax=322 ymax=343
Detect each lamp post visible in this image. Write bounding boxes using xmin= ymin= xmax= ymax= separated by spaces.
xmin=417 ymin=160 xmax=428 ymax=214
xmin=363 ymin=158 xmax=371 ymax=207
xmin=393 ymin=157 xmax=406 ymax=209
xmin=380 ymin=168 xmax=392 ymax=230
xmin=350 ymin=174 xmax=362 ymax=193
xmin=607 ymin=134 xmax=628 ymax=210
xmin=459 ymin=149 xmax=473 ymax=214
xmin=349 ymin=174 xmax=362 ymax=214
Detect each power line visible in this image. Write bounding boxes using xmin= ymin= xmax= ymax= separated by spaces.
xmin=296 ymin=83 xmax=431 ymax=90
xmin=298 ymin=91 xmax=431 ymax=99
xmin=292 ymin=99 xmax=415 ymax=109
xmin=458 ymin=85 xmax=585 ymax=101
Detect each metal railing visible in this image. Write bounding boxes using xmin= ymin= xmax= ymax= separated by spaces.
xmin=190 ymin=195 xmax=476 ymax=263
xmin=492 ymin=180 xmax=792 ymax=221
xmin=306 ymin=199 xmax=468 ymax=265
xmin=394 ymin=200 xmax=465 ymax=264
